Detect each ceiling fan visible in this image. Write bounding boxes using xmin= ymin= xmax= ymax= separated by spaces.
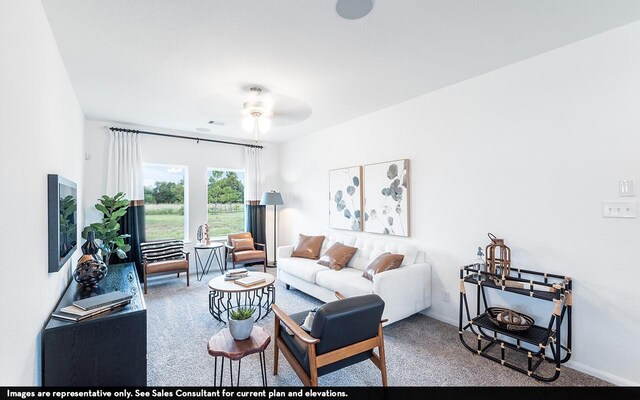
xmin=238 ymin=85 xmax=312 ymax=141
xmin=241 ymin=87 xmax=273 ymax=139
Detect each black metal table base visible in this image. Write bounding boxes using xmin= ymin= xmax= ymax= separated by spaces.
xmin=195 ymin=245 xmax=225 ymax=281
xmin=212 ymin=351 xmax=267 ymax=387
xmin=209 ymin=285 xmax=275 ymax=323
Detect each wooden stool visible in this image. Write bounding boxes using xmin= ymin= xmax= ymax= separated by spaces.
xmin=207 ymin=326 xmax=271 ymax=386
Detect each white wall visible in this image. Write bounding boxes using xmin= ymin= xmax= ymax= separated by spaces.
xmin=279 ymin=22 xmax=640 ymax=385
xmin=83 ymin=120 xmax=280 ymax=263
xmin=0 ymin=0 xmax=85 ymax=385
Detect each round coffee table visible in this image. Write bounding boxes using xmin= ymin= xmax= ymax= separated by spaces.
xmin=208 ymin=272 xmax=276 ymax=323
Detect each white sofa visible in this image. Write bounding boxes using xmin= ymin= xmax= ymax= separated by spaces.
xmin=277 ymin=232 xmax=432 ymax=325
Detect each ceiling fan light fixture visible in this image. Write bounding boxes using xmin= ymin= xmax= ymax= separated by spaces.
xmin=242 ymin=114 xmax=271 ymax=134
xmin=241 ymin=100 xmax=273 ymax=117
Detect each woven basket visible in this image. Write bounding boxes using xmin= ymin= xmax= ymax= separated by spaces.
xmin=486 ymin=307 xmax=534 ymax=332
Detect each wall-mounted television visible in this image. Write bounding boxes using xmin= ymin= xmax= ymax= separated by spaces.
xmin=48 ymin=174 xmax=78 ymax=273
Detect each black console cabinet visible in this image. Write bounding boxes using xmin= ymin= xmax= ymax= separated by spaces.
xmin=43 ymin=262 xmax=147 ymax=386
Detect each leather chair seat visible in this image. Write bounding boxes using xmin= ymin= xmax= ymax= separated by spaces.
xmin=146 ymin=258 xmax=188 ymax=274
xmin=232 ymin=250 xmax=266 ymax=263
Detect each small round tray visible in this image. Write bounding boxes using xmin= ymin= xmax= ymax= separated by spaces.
xmin=486 ymin=307 xmax=534 ymax=332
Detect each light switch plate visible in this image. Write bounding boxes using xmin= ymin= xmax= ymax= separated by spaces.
xmin=602 ymin=201 xmax=636 ymax=218
xmin=619 ymin=180 xmax=635 ymax=197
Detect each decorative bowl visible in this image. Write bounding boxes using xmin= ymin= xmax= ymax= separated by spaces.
xmin=486 ymin=307 xmax=534 ymax=332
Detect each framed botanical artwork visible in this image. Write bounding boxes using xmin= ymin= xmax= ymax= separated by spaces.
xmin=363 ymin=159 xmax=410 ymax=237
xmin=329 ymin=166 xmax=363 ymax=231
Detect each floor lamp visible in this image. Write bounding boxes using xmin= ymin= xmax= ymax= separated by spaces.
xmin=260 ymin=190 xmax=284 ymax=268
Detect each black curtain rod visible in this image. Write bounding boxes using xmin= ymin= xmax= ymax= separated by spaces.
xmin=108 ymin=127 xmax=263 ymax=149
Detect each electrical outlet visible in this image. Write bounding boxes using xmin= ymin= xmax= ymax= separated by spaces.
xmin=602 ymin=201 xmax=636 ymax=218
xmin=442 ymin=291 xmax=450 ymax=302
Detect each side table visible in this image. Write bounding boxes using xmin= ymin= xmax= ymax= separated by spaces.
xmin=195 ymin=242 xmax=225 ymax=281
xmin=207 ymin=326 xmax=271 ymax=386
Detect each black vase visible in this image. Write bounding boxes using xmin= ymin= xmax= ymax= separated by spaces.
xmin=81 ymin=230 xmax=101 ymax=259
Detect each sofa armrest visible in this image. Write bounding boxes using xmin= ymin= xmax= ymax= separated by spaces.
xmin=372 ymin=262 xmax=432 ymax=324
xmin=277 ymin=245 xmax=295 ymax=260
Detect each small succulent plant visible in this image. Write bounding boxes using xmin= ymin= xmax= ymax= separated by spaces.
xmin=229 ymin=307 xmax=256 ymax=321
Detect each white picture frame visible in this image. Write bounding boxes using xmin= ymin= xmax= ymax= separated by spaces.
xmin=363 ymin=159 xmax=410 ymax=237
xmin=329 ymin=166 xmax=363 ymax=231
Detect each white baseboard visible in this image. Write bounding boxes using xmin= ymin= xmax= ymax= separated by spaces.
xmin=419 ymin=310 xmax=638 ymax=386
xmin=564 ymin=360 xmax=638 ymax=386
xmin=421 ymin=309 xmax=458 ymax=326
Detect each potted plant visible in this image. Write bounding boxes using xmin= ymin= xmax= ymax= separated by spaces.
xmin=82 ymin=192 xmax=131 ymax=265
xmin=228 ymin=306 xmax=256 ymax=340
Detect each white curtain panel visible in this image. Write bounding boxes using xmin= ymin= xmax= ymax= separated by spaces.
xmin=244 ymin=146 xmax=264 ymax=202
xmin=106 ymin=129 xmax=144 ymax=201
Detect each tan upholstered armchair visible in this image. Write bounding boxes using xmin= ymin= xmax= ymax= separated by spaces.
xmin=140 ymin=239 xmax=190 ymax=294
xmin=225 ymin=232 xmax=267 ymax=272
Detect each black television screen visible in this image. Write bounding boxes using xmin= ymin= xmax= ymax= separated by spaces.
xmin=48 ymin=174 xmax=78 ymax=273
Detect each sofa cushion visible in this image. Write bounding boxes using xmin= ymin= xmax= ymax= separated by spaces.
xmin=349 ymin=237 xmax=418 ymax=270
xmin=145 ymin=259 xmax=188 ymax=274
xmin=278 ymin=257 xmax=329 ymax=283
xmin=291 ymin=234 xmax=325 ymax=259
xmin=231 ymin=238 xmax=255 ymax=251
xmin=233 ymin=250 xmax=265 ymax=263
xmin=227 ymin=232 xmax=253 ymax=246
xmin=140 ymin=239 xmax=185 ymax=263
xmin=362 ymin=253 xmax=404 ymax=281
xmin=315 ymin=268 xmax=373 ymax=297
xmin=319 ymin=233 xmax=357 ymax=255
xmin=317 ymin=243 xmax=358 ymax=271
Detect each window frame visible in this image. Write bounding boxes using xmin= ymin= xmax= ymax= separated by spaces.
xmin=206 ymin=167 xmax=246 ymax=240
xmin=142 ymin=163 xmax=189 ymax=242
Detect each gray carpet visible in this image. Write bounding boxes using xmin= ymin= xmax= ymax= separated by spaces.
xmin=144 ymin=268 xmax=609 ymax=387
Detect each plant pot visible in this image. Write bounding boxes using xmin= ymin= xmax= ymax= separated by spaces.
xmin=228 ymin=317 xmax=254 ymax=340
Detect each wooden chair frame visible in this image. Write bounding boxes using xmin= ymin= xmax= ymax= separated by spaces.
xmin=224 ymin=241 xmax=267 ymax=272
xmin=142 ymin=250 xmax=190 ymax=294
xmin=271 ymin=292 xmax=388 ymax=386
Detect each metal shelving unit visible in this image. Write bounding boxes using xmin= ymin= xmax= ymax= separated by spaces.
xmin=459 ymin=264 xmax=572 ymax=381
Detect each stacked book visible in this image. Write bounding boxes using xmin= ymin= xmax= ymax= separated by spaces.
xmin=234 ymin=275 xmax=267 ymax=287
xmin=52 ymin=291 xmax=132 ymax=322
xmin=224 ymin=268 xmax=249 ymax=281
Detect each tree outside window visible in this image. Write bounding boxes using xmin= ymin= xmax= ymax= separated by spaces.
xmin=143 ymin=164 xmax=187 ymax=241
xmin=207 ymin=169 xmax=244 ymax=237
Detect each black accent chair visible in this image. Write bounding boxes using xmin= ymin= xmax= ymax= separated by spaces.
xmin=272 ymin=292 xmax=388 ymax=386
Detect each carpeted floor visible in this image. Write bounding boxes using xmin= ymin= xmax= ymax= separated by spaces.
xmin=144 ymin=268 xmax=609 ymax=387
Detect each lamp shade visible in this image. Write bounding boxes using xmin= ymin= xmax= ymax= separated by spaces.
xmin=260 ymin=191 xmax=284 ymax=206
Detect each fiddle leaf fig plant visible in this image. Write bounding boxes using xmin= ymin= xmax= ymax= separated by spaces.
xmin=82 ymin=192 xmax=131 ymax=264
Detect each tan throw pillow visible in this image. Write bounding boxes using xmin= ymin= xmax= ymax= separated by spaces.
xmin=291 ymin=234 xmax=325 ymax=259
xmin=232 ymin=238 xmax=255 ymax=251
xmin=317 ymin=243 xmax=358 ymax=271
xmin=362 ymin=252 xmax=404 ymax=281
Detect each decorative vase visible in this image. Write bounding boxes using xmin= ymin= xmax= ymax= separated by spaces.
xmin=228 ymin=317 xmax=254 ymax=340
xmin=81 ymin=230 xmax=101 ymax=259
xmin=74 ymin=231 xmax=108 ymax=287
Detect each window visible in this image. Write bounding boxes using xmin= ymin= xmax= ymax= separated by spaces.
xmin=207 ymin=169 xmax=245 ymax=237
xmin=143 ymin=164 xmax=188 ymax=241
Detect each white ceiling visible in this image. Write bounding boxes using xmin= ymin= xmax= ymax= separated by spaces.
xmin=41 ymin=0 xmax=640 ymax=143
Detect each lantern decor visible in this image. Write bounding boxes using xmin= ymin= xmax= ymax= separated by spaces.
xmin=485 ymin=232 xmax=511 ymax=278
